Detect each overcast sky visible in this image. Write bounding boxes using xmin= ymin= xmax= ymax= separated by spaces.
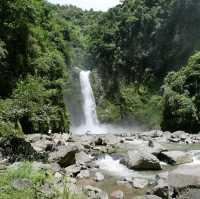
xmin=47 ymin=0 xmax=120 ymax=11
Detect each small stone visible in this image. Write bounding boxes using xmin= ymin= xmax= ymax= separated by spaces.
xmin=77 ymin=169 xmax=90 ymax=179
xmin=65 ymin=164 xmax=81 ymax=177
xmin=95 ymin=172 xmax=104 ymax=181
xmin=132 ymin=178 xmax=149 ymax=189
xmin=54 ymin=172 xmax=62 ymax=179
xmin=12 ymin=178 xmax=32 ymax=190
xmin=83 ymin=185 xmax=108 ymax=199
xmin=111 ymin=190 xmax=124 ymax=199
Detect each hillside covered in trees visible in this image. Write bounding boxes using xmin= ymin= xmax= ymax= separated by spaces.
xmin=0 ymin=0 xmax=200 ymax=135
xmin=1 ymin=1 xmax=200 ymax=199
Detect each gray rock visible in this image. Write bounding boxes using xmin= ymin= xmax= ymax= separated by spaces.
xmin=168 ymin=137 xmax=181 ymax=143
xmin=67 ymin=183 xmax=82 ymax=194
xmin=133 ymin=195 xmax=162 ymax=199
xmin=146 ymin=142 xmax=167 ymax=156
xmin=12 ymin=178 xmax=32 ymax=190
xmin=52 ymin=133 xmax=70 ymax=145
xmin=77 ymin=169 xmax=90 ymax=179
xmin=83 ymin=185 xmax=108 ymax=199
xmin=95 ymin=172 xmax=104 ymax=181
xmin=25 ymin=134 xmax=49 ymax=143
xmin=32 ymin=162 xmax=51 ymax=172
xmin=132 ymin=178 xmax=149 ymax=189
xmin=75 ymin=151 xmax=93 ymax=165
xmin=31 ymin=140 xmax=53 ymax=153
xmin=0 ymin=151 xmax=3 ymax=161
xmin=39 ymin=183 xmax=56 ymax=198
xmin=94 ymin=137 xmax=107 ymax=146
xmin=158 ymin=151 xmax=193 ymax=165
xmin=169 ymin=165 xmax=200 ymax=199
xmin=169 ymin=165 xmax=200 ymax=188
xmin=117 ymin=180 xmax=132 ymax=188
xmin=32 ymin=161 xmax=61 ymax=173
xmin=103 ymin=134 xmax=121 ymax=145
xmin=54 ymin=172 xmax=63 ymax=179
xmin=111 ymin=190 xmax=124 ymax=199
xmin=65 ymin=164 xmax=81 ymax=177
xmin=153 ymin=179 xmax=168 ymax=199
xmin=121 ymin=150 xmax=162 ymax=170
xmin=171 ymin=187 xmax=200 ymax=199
xmin=48 ymin=144 xmax=80 ymax=167
xmin=50 ymin=162 xmax=62 ymax=173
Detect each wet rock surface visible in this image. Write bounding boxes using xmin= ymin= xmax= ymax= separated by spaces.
xmin=158 ymin=151 xmax=193 ymax=165
xmin=0 ymin=131 xmax=200 ymax=199
xmin=121 ymin=150 xmax=162 ymax=170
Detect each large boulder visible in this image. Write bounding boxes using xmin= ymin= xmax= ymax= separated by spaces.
xmin=157 ymin=151 xmax=193 ymax=165
xmin=83 ymin=185 xmax=108 ymax=199
xmin=169 ymin=165 xmax=200 ymax=199
xmin=30 ymin=139 xmax=53 ymax=153
xmin=48 ymin=144 xmax=80 ymax=167
xmin=121 ymin=150 xmax=162 ymax=170
xmin=75 ymin=151 xmax=93 ymax=165
xmin=169 ymin=165 xmax=200 ymax=188
xmin=0 ymin=136 xmax=46 ymax=162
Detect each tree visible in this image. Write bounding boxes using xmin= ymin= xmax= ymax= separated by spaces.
xmin=162 ymin=51 xmax=200 ymax=133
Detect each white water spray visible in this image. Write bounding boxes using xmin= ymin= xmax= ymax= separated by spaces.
xmin=72 ymin=70 xmax=107 ymax=134
xmin=80 ymin=71 xmax=99 ymax=127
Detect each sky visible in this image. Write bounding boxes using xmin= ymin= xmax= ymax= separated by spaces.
xmin=47 ymin=0 xmax=120 ymax=11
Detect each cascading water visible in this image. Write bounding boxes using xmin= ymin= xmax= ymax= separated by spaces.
xmin=72 ymin=70 xmax=107 ymax=134
xmin=80 ymin=70 xmax=99 ymax=127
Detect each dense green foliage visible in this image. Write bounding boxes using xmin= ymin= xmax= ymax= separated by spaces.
xmin=0 ymin=0 xmax=71 ymax=135
xmin=162 ymin=52 xmax=200 ymax=133
xmin=0 ymin=0 xmax=200 ymax=134
xmin=86 ymin=0 xmax=200 ymax=131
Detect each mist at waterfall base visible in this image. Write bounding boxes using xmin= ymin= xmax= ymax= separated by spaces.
xmin=70 ymin=70 xmax=141 ymax=135
xmin=71 ymin=70 xmax=106 ymax=134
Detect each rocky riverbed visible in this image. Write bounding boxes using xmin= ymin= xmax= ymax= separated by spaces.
xmin=0 ymin=130 xmax=200 ymax=199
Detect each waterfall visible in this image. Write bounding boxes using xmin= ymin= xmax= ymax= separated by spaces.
xmin=72 ymin=70 xmax=107 ymax=134
xmin=80 ymin=70 xmax=99 ymax=127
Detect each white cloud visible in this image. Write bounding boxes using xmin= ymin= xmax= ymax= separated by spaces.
xmin=47 ymin=0 xmax=120 ymax=11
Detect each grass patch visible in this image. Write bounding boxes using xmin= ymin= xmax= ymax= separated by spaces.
xmin=0 ymin=162 xmax=83 ymax=199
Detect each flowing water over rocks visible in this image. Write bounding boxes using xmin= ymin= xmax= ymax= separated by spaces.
xmin=1 ymin=131 xmax=200 ymax=198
